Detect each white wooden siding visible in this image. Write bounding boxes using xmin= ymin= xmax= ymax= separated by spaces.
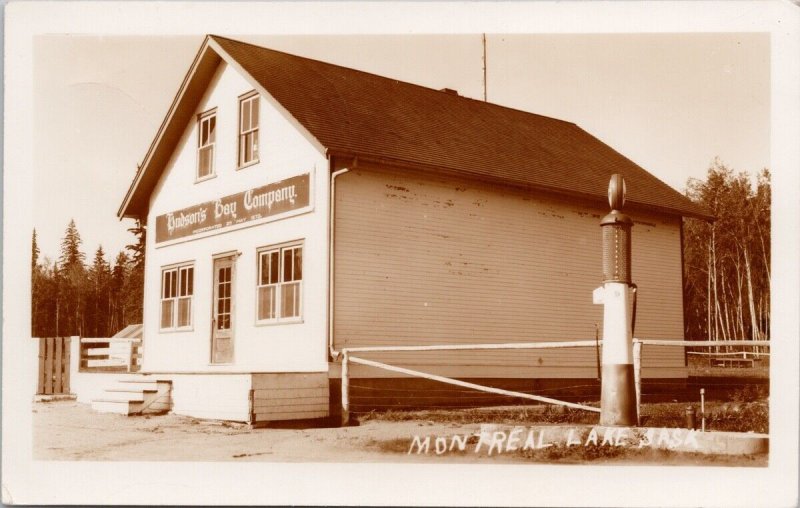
xmin=334 ymin=164 xmax=686 ymax=379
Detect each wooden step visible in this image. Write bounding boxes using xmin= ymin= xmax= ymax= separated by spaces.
xmin=91 ymin=399 xmax=144 ymax=415
xmin=106 ymin=387 xmax=158 ymax=394
xmin=118 ymin=380 xmax=167 ymax=391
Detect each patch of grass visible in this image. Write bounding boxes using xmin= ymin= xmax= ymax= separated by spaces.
xmin=360 ymin=399 xmax=768 ymax=434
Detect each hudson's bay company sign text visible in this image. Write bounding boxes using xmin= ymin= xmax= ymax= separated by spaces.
xmin=155 ymin=173 xmax=310 ymax=244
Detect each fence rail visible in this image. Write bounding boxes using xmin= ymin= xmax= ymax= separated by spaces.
xmin=338 ymin=338 xmax=770 ymax=423
xmin=80 ymin=337 xmax=142 ymax=372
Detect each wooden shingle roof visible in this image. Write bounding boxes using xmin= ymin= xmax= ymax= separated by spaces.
xmin=119 ymin=35 xmax=711 ymax=220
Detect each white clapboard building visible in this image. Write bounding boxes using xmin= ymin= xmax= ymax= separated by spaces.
xmin=117 ymin=35 xmax=710 ymax=423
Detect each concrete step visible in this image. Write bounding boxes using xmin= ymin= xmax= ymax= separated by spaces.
xmin=91 ymin=399 xmax=144 ymax=415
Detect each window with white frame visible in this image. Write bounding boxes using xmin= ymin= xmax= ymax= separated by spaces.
xmin=197 ymin=110 xmax=216 ymax=180
xmin=161 ymin=264 xmax=194 ymax=330
xmin=238 ymin=92 xmax=259 ymax=167
xmin=257 ymin=243 xmax=302 ymax=322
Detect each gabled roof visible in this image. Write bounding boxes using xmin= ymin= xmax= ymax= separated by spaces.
xmin=119 ymin=35 xmax=711 ymax=220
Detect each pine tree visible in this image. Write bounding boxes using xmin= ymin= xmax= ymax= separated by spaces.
xmin=88 ymin=246 xmax=112 ymax=336
xmin=58 ymin=219 xmax=87 ymax=336
xmin=124 ymin=220 xmax=145 ymax=325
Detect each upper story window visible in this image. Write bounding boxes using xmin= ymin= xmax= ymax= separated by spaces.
xmin=197 ymin=110 xmax=216 ymax=181
xmin=238 ymin=91 xmax=259 ymax=168
xmin=161 ymin=263 xmax=194 ymax=330
xmin=256 ymin=243 xmax=302 ymax=323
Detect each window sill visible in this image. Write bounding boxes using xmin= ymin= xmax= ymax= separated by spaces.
xmin=195 ymin=173 xmax=217 ymax=184
xmin=236 ymin=159 xmax=260 ymax=171
xmin=255 ymin=318 xmax=304 ymax=327
xmin=159 ymin=327 xmax=194 ymax=334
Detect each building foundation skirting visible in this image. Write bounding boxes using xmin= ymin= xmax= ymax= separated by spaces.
xmin=328 ymin=377 xmax=701 ymax=417
xmin=158 ymin=372 xmax=330 ymax=424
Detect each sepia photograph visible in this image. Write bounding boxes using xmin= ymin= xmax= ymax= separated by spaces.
xmin=4 ymin=2 xmax=799 ymax=506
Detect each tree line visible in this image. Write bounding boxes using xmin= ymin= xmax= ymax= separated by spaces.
xmin=31 ymin=219 xmax=145 ymax=338
xmin=683 ymin=159 xmax=771 ymax=342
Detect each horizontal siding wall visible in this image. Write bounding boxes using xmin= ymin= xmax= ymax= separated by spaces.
xmin=334 ymin=164 xmax=686 ymax=379
xmin=170 ymin=374 xmax=252 ymax=422
xmin=251 ymin=372 xmax=329 ymax=422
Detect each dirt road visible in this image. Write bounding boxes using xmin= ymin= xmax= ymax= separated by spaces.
xmin=33 ymin=401 xmax=766 ymax=465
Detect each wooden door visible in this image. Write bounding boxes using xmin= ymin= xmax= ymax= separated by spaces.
xmin=211 ymin=256 xmax=235 ymax=364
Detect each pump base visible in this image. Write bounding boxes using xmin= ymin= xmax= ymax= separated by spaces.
xmin=600 ymin=363 xmax=637 ymax=426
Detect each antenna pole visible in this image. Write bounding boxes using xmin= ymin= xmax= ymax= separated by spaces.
xmin=482 ymin=33 xmax=487 ymax=102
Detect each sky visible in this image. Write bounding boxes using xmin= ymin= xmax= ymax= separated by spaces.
xmin=33 ymin=33 xmax=770 ymax=263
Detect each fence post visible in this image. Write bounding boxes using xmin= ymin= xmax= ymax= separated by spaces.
xmin=633 ymin=339 xmax=642 ymax=426
xmin=37 ymin=338 xmax=46 ymax=395
xmin=127 ymin=340 xmax=135 ymax=372
xmin=341 ymin=351 xmax=350 ymax=426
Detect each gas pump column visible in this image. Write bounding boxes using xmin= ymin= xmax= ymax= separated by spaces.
xmin=593 ymin=174 xmax=638 ymax=426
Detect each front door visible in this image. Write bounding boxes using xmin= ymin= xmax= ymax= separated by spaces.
xmin=211 ymin=255 xmax=235 ymax=364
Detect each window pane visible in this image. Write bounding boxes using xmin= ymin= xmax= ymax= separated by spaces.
xmin=199 ymin=145 xmax=213 ymax=177
xmin=250 ymin=98 xmax=259 ymax=127
xmin=282 ymin=282 xmax=300 ymax=318
xmin=258 ymin=285 xmax=276 ymax=320
xmin=283 ymin=248 xmax=292 ymax=282
xmin=270 ymin=251 xmax=279 ymax=284
xmin=208 ymin=115 xmax=216 ymax=143
xmin=177 ymin=297 xmax=191 ymax=327
xmin=170 ymin=269 xmax=177 ymax=297
xmin=180 ymin=269 xmax=187 ymax=296
xmin=161 ymin=300 xmax=173 ymax=329
xmin=294 ymin=247 xmax=302 ymax=281
xmin=242 ymin=101 xmax=250 ymax=132
xmin=251 ymin=131 xmax=259 ymax=160
xmin=187 ymin=267 xmax=194 ymax=296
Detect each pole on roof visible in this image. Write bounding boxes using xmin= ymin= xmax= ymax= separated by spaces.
xmin=482 ymin=33 xmax=487 ymax=102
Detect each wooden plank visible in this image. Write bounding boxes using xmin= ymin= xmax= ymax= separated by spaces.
xmin=253 ymin=410 xmax=329 ymax=422
xmin=87 ymin=359 xmax=128 ymax=367
xmin=251 ymin=373 xmax=328 ymax=390
xmin=37 ymin=338 xmax=46 ymax=395
xmin=63 ymin=337 xmax=71 ymax=393
xmin=252 ymin=397 xmax=329 ymax=409
xmin=54 ymin=337 xmax=63 ymax=393
xmin=44 ymin=338 xmax=54 ymax=395
xmin=252 ymin=387 xmax=328 ymax=400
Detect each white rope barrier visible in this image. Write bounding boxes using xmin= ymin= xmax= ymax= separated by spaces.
xmin=347 ymin=355 xmax=601 ymax=413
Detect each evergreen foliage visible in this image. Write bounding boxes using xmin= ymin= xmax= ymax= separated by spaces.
xmin=31 ymin=220 xmax=145 ymax=337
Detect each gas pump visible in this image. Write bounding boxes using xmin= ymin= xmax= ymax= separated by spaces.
xmin=593 ymin=174 xmax=638 ymax=426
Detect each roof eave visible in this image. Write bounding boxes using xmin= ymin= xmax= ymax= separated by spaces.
xmin=117 ymin=35 xmax=220 ymax=220
xmin=327 ymin=148 xmax=713 ymax=221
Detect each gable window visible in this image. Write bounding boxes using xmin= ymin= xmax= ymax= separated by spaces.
xmin=197 ymin=110 xmax=216 ymax=180
xmin=257 ymin=243 xmax=302 ymax=322
xmin=161 ymin=263 xmax=194 ymax=330
xmin=238 ymin=91 xmax=259 ymax=167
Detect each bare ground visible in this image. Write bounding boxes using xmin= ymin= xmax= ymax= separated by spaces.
xmin=33 ymin=401 xmax=766 ymax=465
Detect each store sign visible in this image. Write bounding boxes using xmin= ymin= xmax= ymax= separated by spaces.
xmin=155 ymin=173 xmax=310 ymax=244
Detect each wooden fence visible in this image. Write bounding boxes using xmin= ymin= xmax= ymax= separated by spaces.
xmin=80 ymin=337 xmax=142 ymax=373
xmin=37 ymin=337 xmax=71 ymax=395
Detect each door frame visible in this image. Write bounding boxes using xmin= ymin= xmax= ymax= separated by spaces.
xmin=210 ymin=251 xmax=239 ymax=364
